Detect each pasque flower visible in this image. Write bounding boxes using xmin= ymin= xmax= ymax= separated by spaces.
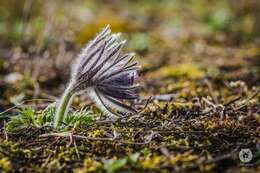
xmin=54 ymin=26 xmax=139 ymax=128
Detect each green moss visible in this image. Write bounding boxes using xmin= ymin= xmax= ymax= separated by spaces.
xmin=140 ymin=155 xmax=164 ymax=169
xmin=0 ymin=157 xmax=11 ymax=173
xmin=155 ymin=63 xmax=205 ymax=79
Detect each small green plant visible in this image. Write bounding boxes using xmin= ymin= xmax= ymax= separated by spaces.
xmin=6 ymin=105 xmax=94 ymax=132
xmin=6 ymin=107 xmax=38 ymax=132
xmin=64 ymin=108 xmax=94 ymax=130
xmin=103 ymin=153 xmax=140 ymax=173
xmin=103 ymin=158 xmax=127 ymax=173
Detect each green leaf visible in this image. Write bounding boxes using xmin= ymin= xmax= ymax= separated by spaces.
xmin=36 ymin=114 xmax=44 ymax=126
xmin=65 ymin=108 xmax=94 ymax=128
xmin=142 ymin=148 xmax=151 ymax=157
xmin=129 ymin=153 xmax=140 ymax=163
xmin=19 ymin=107 xmax=35 ymax=123
xmin=6 ymin=104 xmax=94 ymax=131
xmin=103 ymin=158 xmax=127 ymax=173
xmin=42 ymin=103 xmax=56 ymax=123
xmin=6 ymin=116 xmax=25 ymax=132
xmin=6 ymin=107 xmax=36 ymax=132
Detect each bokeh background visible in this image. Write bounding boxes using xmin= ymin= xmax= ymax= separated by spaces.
xmin=1 ymin=0 xmax=260 ymax=108
xmin=0 ymin=0 xmax=260 ymax=111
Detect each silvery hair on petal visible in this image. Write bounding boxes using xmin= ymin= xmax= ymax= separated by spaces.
xmin=69 ymin=25 xmax=139 ymax=118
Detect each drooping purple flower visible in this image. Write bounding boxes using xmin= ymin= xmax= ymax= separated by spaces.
xmin=54 ymin=26 xmax=139 ymax=127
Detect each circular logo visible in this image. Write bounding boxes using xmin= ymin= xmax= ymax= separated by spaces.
xmin=239 ymin=148 xmax=253 ymax=163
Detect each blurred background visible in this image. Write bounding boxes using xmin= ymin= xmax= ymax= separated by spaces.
xmin=0 ymin=0 xmax=259 ymax=111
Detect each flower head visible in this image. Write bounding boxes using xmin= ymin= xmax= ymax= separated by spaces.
xmin=54 ymin=26 xmax=139 ymax=127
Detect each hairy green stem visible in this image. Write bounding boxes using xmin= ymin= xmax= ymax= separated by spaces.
xmin=54 ymin=83 xmax=74 ymax=128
